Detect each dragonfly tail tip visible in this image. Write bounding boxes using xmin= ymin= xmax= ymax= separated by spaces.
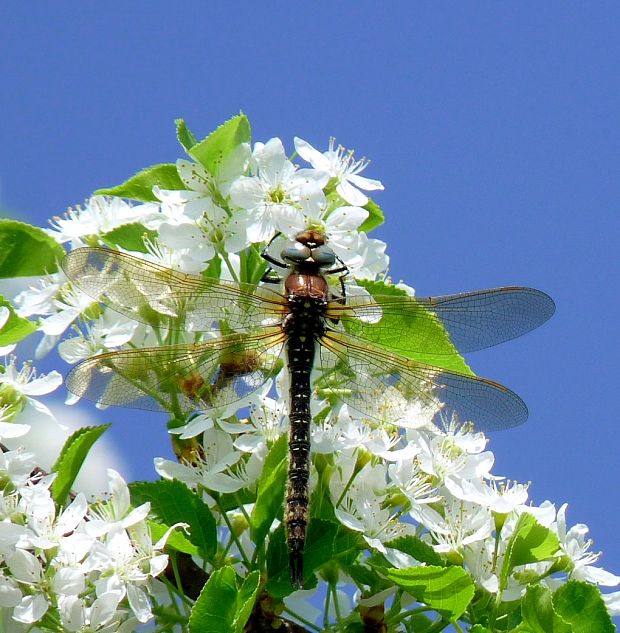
xmin=289 ymin=553 xmax=304 ymax=589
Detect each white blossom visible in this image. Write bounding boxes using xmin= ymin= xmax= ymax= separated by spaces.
xmin=229 ymin=137 xmax=328 ymax=242
xmin=46 ymin=196 xmax=159 ymax=245
xmin=155 ymin=427 xmax=246 ymax=495
xmin=86 ymin=469 xmax=151 ymax=538
xmin=554 ymin=504 xmax=620 ymax=587
xmin=0 ymin=356 xmax=62 ymax=422
xmin=58 ymin=311 xmax=137 ymax=365
xmin=0 ymin=307 xmax=16 ymax=356
xmin=294 ymin=137 xmax=384 ymax=206
xmin=410 ymin=492 xmax=494 ymax=554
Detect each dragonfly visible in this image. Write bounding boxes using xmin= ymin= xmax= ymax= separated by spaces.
xmin=61 ymin=234 xmax=555 ymax=587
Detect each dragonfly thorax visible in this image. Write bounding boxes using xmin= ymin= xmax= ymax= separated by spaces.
xmin=284 ymin=271 xmax=330 ymax=301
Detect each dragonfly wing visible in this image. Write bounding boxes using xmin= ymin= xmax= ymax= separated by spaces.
xmin=66 ymin=329 xmax=286 ymax=413
xmin=318 ymin=329 xmax=528 ymax=433
xmin=326 ymin=287 xmax=555 ymax=355
xmin=62 ymin=247 xmax=286 ymax=332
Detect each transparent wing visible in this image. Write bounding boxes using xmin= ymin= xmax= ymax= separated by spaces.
xmin=62 ymin=247 xmax=287 ymax=332
xmin=66 ymin=328 xmax=286 ymax=413
xmin=326 ymin=287 xmax=555 ymax=355
xmin=318 ymin=329 xmax=528 ymax=432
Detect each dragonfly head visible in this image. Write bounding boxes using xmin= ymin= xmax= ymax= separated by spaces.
xmin=281 ymin=230 xmax=337 ymax=269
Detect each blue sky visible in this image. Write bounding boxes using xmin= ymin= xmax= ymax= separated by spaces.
xmin=1 ymin=1 xmax=619 ymax=608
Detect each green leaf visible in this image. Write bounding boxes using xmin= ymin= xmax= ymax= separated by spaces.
xmin=239 ymin=243 xmax=269 ymax=286
xmin=521 ymin=584 xmax=572 ymax=633
xmin=37 ymin=606 xmax=66 ymax=633
xmin=0 ymin=296 xmax=36 ymax=345
xmin=266 ymin=519 xmax=360 ymax=597
xmin=216 ymin=486 xmax=256 ymax=514
xmin=503 ymin=513 xmax=561 ymax=586
xmin=176 ymin=118 xmax=198 ymax=152
xmin=360 ymin=198 xmax=385 ymax=233
xmin=148 ymin=520 xmax=198 ymax=556
xmin=0 ymin=220 xmax=65 ymax=277
xmin=303 ymin=519 xmax=341 ymax=573
xmin=189 ymin=113 xmax=251 ymax=175
xmin=386 ymin=565 xmax=475 ymax=620
xmin=189 ymin=569 xmax=260 ymax=633
xmin=353 ymin=280 xmax=474 ymax=375
xmin=96 ymin=163 xmax=184 ymax=202
xmin=343 ymin=563 xmax=383 ymax=589
xmin=101 ymin=222 xmax=158 ymax=253
xmin=189 ymin=566 xmax=237 ymax=633
xmin=502 ymin=604 xmax=529 ymax=632
xmin=386 ymin=535 xmax=445 ymax=567
xmin=331 ymin=524 xmax=363 ymax=565
xmin=234 ymin=571 xmax=261 ymax=633
xmin=250 ymin=434 xmax=287 ymax=547
xmin=500 ymin=513 xmax=562 ymax=597
xmin=50 ymin=425 xmax=110 ymax=504
xmin=130 ymin=480 xmax=217 ymax=559
xmin=554 ymin=580 xmax=615 ymax=633
xmin=265 ymin=525 xmax=291 ymax=596
xmin=470 ymin=626 xmax=492 ymax=633
xmin=203 ymin=254 xmax=223 ymax=282
xmin=406 ymin=613 xmax=435 ymax=632
xmin=309 ymin=456 xmax=337 ymax=522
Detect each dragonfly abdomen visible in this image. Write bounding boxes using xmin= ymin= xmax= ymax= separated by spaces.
xmin=284 ymin=294 xmax=327 ymax=587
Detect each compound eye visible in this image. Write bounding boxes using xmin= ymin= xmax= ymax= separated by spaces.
xmin=281 ymin=242 xmax=312 ymax=262
xmin=311 ymin=244 xmax=336 ymax=266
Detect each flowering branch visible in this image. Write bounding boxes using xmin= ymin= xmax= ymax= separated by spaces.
xmin=0 ymin=114 xmax=616 ymax=632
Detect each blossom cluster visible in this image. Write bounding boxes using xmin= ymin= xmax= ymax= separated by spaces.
xmin=0 ymin=359 xmax=175 ymax=630
xmin=1 ymin=119 xmax=618 ymax=630
xmin=0 ymin=447 xmax=168 ymax=630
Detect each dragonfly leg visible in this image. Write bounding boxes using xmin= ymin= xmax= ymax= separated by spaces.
xmin=261 ymin=232 xmax=288 ymax=269
xmin=261 ymin=267 xmax=283 ymax=284
xmin=325 ymin=255 xmax=349 ymax=301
